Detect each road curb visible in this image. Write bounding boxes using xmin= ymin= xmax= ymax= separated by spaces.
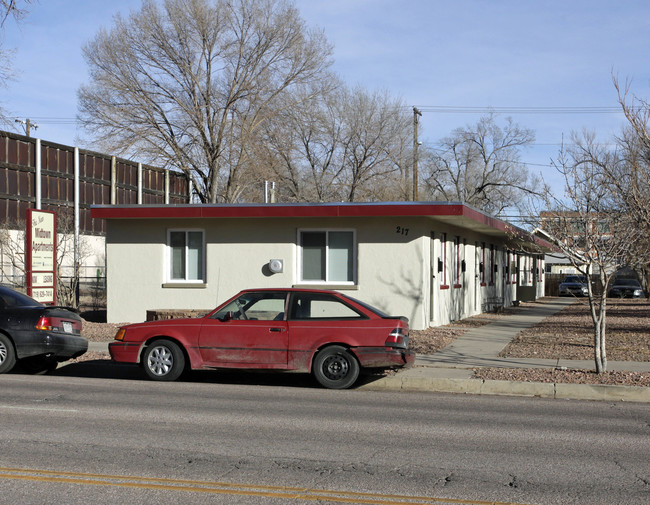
xmin=359 ymin=375 xmax=650 ymax=402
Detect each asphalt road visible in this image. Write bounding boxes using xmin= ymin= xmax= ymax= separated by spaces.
xmin=0 ymin=362 xmax=648 ymax=505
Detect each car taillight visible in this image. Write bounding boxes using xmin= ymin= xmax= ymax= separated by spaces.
xmin=385 ymin=328 xmax=408 ymax=349
xmin=115 ymin=328 xmax=127 ymax=341
xmin=35 ymin=316 xmax=54 ymax=331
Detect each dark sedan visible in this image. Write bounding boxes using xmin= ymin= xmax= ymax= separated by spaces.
xmin=558 ymin=275 xmax=589 ymax=297
xmin=0 ymin=286 xmax=88 ymax=374
xmin=110 ymin=288 xmax=415 ymax=389
xmin=608 ymin=278 xmax=645 ymax=298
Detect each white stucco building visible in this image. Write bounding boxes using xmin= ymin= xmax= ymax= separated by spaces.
xmin=92 ymin=202 xmax=551 ymax=329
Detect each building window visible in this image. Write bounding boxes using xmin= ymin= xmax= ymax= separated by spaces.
xmin=299 ymin=230 xmax=355 ymax=283
xmin=168 ymin=230 xmax=204 ymax=282
xmin=490 ymin=244 xmax=495 ymax=285
xmin=453 ymin=236 xmax=462 ymax=288
xmin=522 ymin=256 xmax=531 ymax=285
xmin=507 ymin=252 xmax=516 ymax=285
xmin=440 ymin=233 xmax=449 ymax=289
xmin=480 ymin=242 xmax=486 ymax=286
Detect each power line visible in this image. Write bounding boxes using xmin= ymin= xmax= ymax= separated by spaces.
xmin=16 ymin=104 xmax=629 ymax=125
xmin=411 ymin=105 xmax=625 ymax=114
xmin=15 ymin=116 xmax=78 ymax=124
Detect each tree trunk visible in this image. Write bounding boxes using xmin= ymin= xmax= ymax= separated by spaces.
xmin=591 ymin=292 xmax=608 ymax=373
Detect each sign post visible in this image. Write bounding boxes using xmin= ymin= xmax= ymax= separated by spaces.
xmin=26 ymin=209 xmax=57 ymax=304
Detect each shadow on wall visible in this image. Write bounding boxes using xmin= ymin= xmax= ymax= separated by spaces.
xmin=375 ymin=249 xmax=424 ymax=325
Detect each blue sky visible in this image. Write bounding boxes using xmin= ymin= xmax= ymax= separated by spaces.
xmin=3 ymin=0 xmax=650 ymax=192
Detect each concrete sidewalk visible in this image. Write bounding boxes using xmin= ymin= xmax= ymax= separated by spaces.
xmin=360 ymin=297 xmax=650 ymax=402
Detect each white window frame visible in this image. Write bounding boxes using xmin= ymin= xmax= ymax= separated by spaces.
xmin=297 ymin=229 xmax=357 ymax=285
xmin=166 ymin=229 xmax=206 ymax=284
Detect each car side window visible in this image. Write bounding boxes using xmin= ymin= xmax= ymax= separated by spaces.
xmin=212 ymin=292 xmax=287 ymax=321
xmin=290 ymin=293 xmax=365 ymax=320
xmin=0 ymin=293 xmax=17 ymax=307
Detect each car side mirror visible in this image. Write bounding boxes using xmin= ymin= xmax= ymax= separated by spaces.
xmin=221 ymin=311 xmax=232 ymax=322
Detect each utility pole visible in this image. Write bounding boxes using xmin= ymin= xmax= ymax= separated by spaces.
xmin=15 ymin=118 xmax=38 ymax=137
xmin=412 ymin=107 xmax=422 ymax=201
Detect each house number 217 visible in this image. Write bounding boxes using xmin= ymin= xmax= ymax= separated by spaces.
xmin=396 ymin=226 xmax=409 ymax=236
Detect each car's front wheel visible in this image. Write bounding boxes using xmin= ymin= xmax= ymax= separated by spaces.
xmin=143 ymin=339 xmax=185 ymax=381
xmin=312 ymin=345 xmax=360 ymax=389
xmin=0 ymin=333 xmax=16 ymax=374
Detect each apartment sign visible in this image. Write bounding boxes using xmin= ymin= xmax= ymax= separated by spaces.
xmin=26 ymin=209 xmax=57 ymax=304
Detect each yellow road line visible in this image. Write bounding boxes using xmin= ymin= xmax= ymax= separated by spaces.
xmin=0 ymin=466 xmax=532 ymax=505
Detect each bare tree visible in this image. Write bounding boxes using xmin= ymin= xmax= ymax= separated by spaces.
xmin=0 ymin=0 xmax=31 ymax=125
xmin=612 ymin=79 xmax=650 ymax=228
xmin=538 ymin=131 xmax=650 ymax=373
xmin=1 ymin=0 xmax=30 ymax=25
xmin=258 ymin=84 xmax=412 ymax=202
xmin=337 ymin=87 xmax=411 ymax=202
xmin=422 ymin=114 xmax=538 ymax=214
xmin=78 ymin=0 xmax=334 ymax=204
xmin=598 ymin=77 xmax=650 ymax=290
xmin=251 ymin=81 xmax=343 ymax=202
xmin=0 ymin=42 xmax=11 ymax=126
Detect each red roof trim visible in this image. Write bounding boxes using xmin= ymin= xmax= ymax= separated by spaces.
xmin=90 ymin=202 xmax=518 ymax=235
xmin=92 ymin=202 xmax=470 ymax=219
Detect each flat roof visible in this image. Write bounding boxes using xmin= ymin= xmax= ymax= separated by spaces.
xmin=90 ymin=201 xmax=553 ymax=251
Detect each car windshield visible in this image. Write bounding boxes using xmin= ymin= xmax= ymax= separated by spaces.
xmin=562 ymin=276 xmax=586 ymax=283
xmin=0 ymin=287 xmax=44 ymax=308
xmin=613 ymin=278 xmax=641 ymax=287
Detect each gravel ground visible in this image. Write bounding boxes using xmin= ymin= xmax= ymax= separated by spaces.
xmin=409 ymin=298 xmax=650 ymax=387
xmin=76 ymin=298 xmax=650 ymax=387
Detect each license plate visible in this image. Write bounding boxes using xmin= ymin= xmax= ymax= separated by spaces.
xmin=63 ymin=321 xmax=73 ymax=333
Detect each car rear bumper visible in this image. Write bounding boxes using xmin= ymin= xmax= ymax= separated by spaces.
xmin=354 ymin=347 xmax=416 ymax=369
xmin=15 ymin=332 xmax=88 ymax=361
xmin=109 ymin=341 xmax=142 ymax=363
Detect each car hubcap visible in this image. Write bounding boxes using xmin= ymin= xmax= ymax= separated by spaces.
xmin=0 ymin=342 xmax=6 ymax=364
xmin=148 ymin=346 xmax=173 ymax=376
xmin=322 ymin=354 xmax=349 ymax=380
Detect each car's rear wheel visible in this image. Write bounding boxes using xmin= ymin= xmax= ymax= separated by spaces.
xmin=312 ymin=345 xmax=360 ymax=389
xmin=143 ymin=339 xmax=185 ymax=381
xmin=0 ymin=334 xmax=16 ymax=374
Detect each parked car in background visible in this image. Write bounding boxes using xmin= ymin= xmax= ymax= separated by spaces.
xmin=559 ymin=275 xmax=589 ymax=297
xmin=608 ymin=278 xmax=645 ymax=298
xmin=109 ymin=288 xmax=415 ymax=389
xmin=0 ymin=286 xmax=87 ymax=374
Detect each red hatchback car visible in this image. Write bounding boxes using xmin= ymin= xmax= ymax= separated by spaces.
xmin=109 ymin=288 xmax=414 ymax=389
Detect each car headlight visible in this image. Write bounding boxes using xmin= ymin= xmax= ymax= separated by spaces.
xmin=634 ymin=289 xmax=643 ymax=296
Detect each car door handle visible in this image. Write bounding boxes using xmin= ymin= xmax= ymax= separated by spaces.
xmin=269 ymin=327 xmax=284 ymax=332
